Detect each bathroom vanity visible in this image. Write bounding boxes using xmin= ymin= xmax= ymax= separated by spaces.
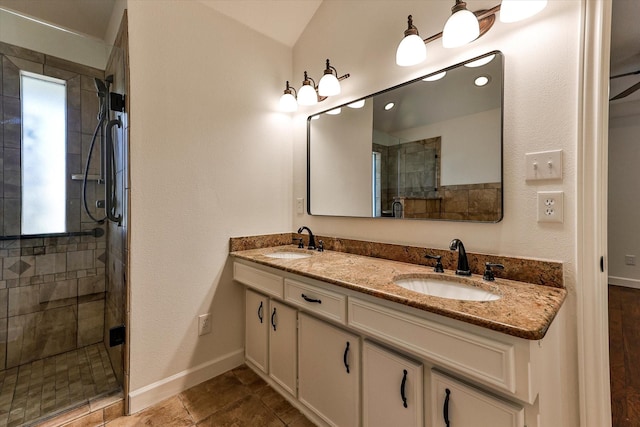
xmin=231 ymin=242 xmax=566 ymax=427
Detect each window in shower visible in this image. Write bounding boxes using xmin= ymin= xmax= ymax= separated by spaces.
xmin=20 ymin=71 xmax=67 ymax=235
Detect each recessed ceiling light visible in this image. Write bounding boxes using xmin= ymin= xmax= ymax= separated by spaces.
xmin=326 ymin=108 xmax=342 ymax=115
xmin=423 ymin=71 xmax=447 ymax=82
xmin=384 ymin=102 xmax=395 ymax=111
xmin=474 ymin=76 xmax=490 ymax=87
xmin=347 ymin=100 xmax=366 ymax=109
xmin=464 ymin=54 xmax=496 ymax=68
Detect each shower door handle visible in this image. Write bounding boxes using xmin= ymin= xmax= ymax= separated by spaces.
xmin=105 ymin=119 xmax=123 ymax=225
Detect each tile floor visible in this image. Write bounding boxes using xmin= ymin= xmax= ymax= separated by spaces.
xmin=102 ymin=365 xmax=315 ymax=427
xmin=0 ymin=344 xmax=119 ymax=427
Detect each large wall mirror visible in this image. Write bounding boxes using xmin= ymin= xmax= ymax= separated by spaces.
xmin=308 ymin=51 xmax=503 ymax=222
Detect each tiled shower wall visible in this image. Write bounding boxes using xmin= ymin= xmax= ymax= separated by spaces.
xmin=0 ymin=42 xmax=109 ymax=369
xmin=104 ymin=12 xmax=129 ymax=388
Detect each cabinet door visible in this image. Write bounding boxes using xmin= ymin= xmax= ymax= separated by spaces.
xmin=431 ymin=370 xmax=525 ymax=427
xmin=363 ymin=341 xmax=423 ymax=427
xmin=245 ymin=289 xmax=268 ymax=373
xmin=269 ymin=300 xmax=297 ymax=396
xmin=298 ymin=313 xmax=360 ymax=427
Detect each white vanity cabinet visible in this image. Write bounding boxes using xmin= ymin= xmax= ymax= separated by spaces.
xmin=234 ymin=259 xmax=555 ymax=427
xmin=298 ymin=313 xmax=360 ymax=427
xmin=431 ymin=370 xmax=525 ymax=427
xmin=362 ymin=341 xmax=423 ymax=427
xmin=244 ymin=288 xmax=269 ymax=373
xmin=268 ymin=300 xmax=297 ymax=396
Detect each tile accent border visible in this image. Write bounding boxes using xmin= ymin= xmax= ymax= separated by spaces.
xmin=128 ymin=348 xmax=244 ymax=414
xmin=230 ymin=233 xmax=564 ymax=289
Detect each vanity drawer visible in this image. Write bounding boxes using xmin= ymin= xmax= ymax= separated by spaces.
xmin=348 ymin=297 xmax=517 ymax=395
xmin=285 ymin=279 xmax=346 ymax=324
xmin=234 ymin=262 xmax=284 ymax=298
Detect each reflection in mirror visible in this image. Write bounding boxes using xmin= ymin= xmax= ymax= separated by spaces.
xmin=308 ymin=51 xmax=503 ymax=222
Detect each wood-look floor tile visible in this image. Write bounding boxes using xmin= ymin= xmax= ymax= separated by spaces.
xmin=196 ymin=395 xmax=284 ymax=427
xmin=106 ymin=396 xmax=193 ymax=427
xmin=179 ymin=371 xmax=249 ymax=422
xmin=61 ymin=409 xmax=103 ymax=427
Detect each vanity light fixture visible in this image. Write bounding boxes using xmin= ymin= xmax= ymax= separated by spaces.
xmin=279 ymin=59 xmax=350 ymax=112
xmin=278 ymin=81 xmax=298 ymax=112
xmin=318 ymin=59 xmax=341 ymax=96
xmin=347 ymin=99 xmax=366 ymax=108
xmin=326 ymin=107 xmax=342 ymax=115
xmin=442 ymin=0 xmax=480 ymax=48
xmin=396 ymin=0 xmax=547 ymax=66
xmin=297 ymin=71 xmax=318 ymax=106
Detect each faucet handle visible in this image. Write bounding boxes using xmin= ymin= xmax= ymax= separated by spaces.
xmin=317 ymin=240 xmax=324 ymax=252
xmin=483 ymin=263 xmax=504 ymax=281
xmin=293 ymin=238 xmax=304 ymax=249
xmin=425 ymin=254 xmax=444 ymax=273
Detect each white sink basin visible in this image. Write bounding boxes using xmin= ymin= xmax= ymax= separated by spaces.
xmin=265 ymin=251 xmax=313 ymax=259
xmin=394 ymin=277 xmax=500 ymax=302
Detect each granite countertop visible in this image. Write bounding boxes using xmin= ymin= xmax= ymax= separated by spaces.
xmin=231 ymin=245 xmax=567 ymax=340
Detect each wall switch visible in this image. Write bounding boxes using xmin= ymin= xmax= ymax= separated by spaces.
xmin=537 ymin=191 xmax=564 ymax=223
xmin=625 ymin=255 xmax=636 ymax=266
xmin=198 ymin=313 xmax=211 ymax=336
xmin=526 ymin=150 xmax=563 ymax=181
xmin=296 ymin=198 xmax=304 ymax=215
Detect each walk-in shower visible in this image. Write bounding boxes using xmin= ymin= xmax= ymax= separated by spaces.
xmin=0 ymin=6 xmax=129 ymax=426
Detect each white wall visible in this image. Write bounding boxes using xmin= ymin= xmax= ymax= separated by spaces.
xmin=292 ymin=1 xmax=581 ymax=425
xmin=126 ymin=0 xmax=293 ymax=411
xmin=393 ymin=108 xmax=502 ymax=185
xmin=310 ymin=103 xmax=373 ymax=216
xmin=608 ymin=102 xmax=640 ymax=288
xmin=0 ymin=8 xmax=110 ymax=68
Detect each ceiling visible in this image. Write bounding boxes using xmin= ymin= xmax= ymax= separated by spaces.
xmin=0 ymin=0 xmax=637 ymax=102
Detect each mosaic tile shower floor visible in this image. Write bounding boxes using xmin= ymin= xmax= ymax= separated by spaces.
xmin=0 ymin=344 xmax=119 ymax=427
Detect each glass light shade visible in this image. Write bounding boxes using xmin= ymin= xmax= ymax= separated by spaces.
xmin=297 ymin=84 xmax=318 ymax=106
xmin=442 ymin=9 xmax=480 ymax=48
xmin=500 ymin=0 xmax=547 ymax=23
xmin=279 ymin=92 xmax=298 ymax=112
xmin=326 ymin=108 xmax=341 ymax=115
xmin=318 ymin=73 xmax=341 ymax=97
xmin=396 ymin=34 xmax=427 ymax=66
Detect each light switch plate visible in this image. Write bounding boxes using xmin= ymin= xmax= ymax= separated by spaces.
xmin=296 ymin=198 xmax=304 ymax=214
xmin=526 ymin=150 xmax=563 ymax=181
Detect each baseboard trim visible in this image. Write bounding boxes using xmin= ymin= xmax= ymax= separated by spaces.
xmin=608 ymin=276 xmax=640 ymax=290
xmin=128 ymin=348 xmax=244 ymax=414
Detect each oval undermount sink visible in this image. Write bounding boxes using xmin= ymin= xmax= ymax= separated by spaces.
xmin=264 ymin=251 xmax=313 ymax=260
xmin=394 ymin=277 xmax=500 ymax=302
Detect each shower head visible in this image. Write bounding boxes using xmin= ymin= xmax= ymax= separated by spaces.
xmin=94 ymin=78 xmax=108 ymax=97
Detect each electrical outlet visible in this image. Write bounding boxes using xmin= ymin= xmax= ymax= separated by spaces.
xmin=296 ymin=198 xmax=304 ymax=214
xmin=537 ymin=191 xmax=564 ymax=223
xmin=198 ymin=313 xmax=211 ymax=336
xmin=625 ymin=255 xmax=636 ymax=266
